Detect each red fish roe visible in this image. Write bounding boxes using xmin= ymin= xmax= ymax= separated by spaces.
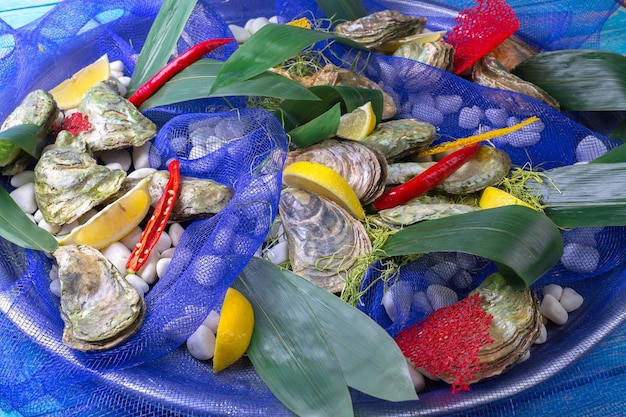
xmin=394 ymin=292 xmax=494 ymax=393
xmin=60 ymin=112 xmax=92 ymax=135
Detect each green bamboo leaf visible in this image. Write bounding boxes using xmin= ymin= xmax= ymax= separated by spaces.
xmin=139 ymin=59 xmax=318 ymax=110
xmin=609 ymin=117 xmax=626 ymax=143
xmin=512 ymin=50 xmax=626 ymax=111
xmin=235 ymin=257 xmax=354 ymax=417
xmin=287 ymin=103 xmax=341 ymax=148
xmin=591 ymin=142 xmax=626 ymax=163
xmin=280 ymin=264 xmax=418 ymax=402
xmin=380 ymin=206 xmax=563 ymax=289
xmin=526 ymin=162 xmax=626 ymax=228
xmin=315 ymin=0 xmax=367 ymax=21
xmin=0 ymin=186 xmax=59 ymax=252
xmin=0 ymin=124 xmax=45 ymax=158
xmin=127 ymin=0 xmax=197 ymax=95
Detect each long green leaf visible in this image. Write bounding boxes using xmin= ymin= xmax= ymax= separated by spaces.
xmin=0 ymin=186 xmax=58 ymax=252
xmin=512 ymin=50 xmax=626 ymax=111
xmin=591 ymin=142 xmax=626 ymax=163
xmin=526 ymin=162 xmax=626 ymax=228
xmin=0 ymin=124 xmax=46 ymax=159
xmin=127 ymin=0 xmax=197 ymax=95
xmin=287 ymin=103 xmax=341 ymax=148
xmin=235 ymin=257 xmax=354 ymax=417
xmin=314 ymin=0 xmax=367 ymax=21
xmin=380 ymin=206 xmax=563 ymax=289
xmin=280 ymin=264 xmax=418 ymax=402
xmin=610 ymin=117 xmax=626 ymax=143
xmin=139 ymin=59 xmax=319 ymax=110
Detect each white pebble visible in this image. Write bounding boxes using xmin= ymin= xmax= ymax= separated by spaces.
xmin=411 ymin=104 xmax=443 ymax=126
xmin=434 ymin=94 xmax=463 ymax=114
xmin=186 ymin=324 xmax=216 ymax=361
xmin=98 ymin=149 xmax=132 ymax=172
xmin=534 ymin=323 xmax=547 ymax=344
xmin=542 ymin=284 xmax=563 ymax=301
xmin=127 ymin=167 xmax=156 ymax=179
xmin=49 ymin=264 xmax=58 ymax=281
xmin=33 ymin=209 xmax=44 ymax=223
xmin=411 ymin=291 xmax=433 ymax=314
xmin=132 ymin=142 xmax=152 ymax=169
xmin=249 ymin=17 xmax=269 ymax=34
xmin=57 ymin=220 xmax=79 ymax=236
xmin=120 ymin=227 xmax=143 ymax=251
xmin=426 ymin=284 xmax=458 ymax=310
xmin=451 ymin=270 xmax=474 ymax=290
xmin=540 ymin=293 xmax=568 ymax=325
xmin=189 ymin=145 xmax=209 ymax=160
xmin=137 ymin=252 xmax=159 ymax=284
xmin=458 ymin=106 xmax=483 ymax=130
xmin=10 ymin=182 xmax=37 ymax=214
xmin=101 ymin=242 xmax=132 ymax=275
xmin=117 ymin=76 xmax=132 ymax=88
xmin=110 ymin=70 xmax=124 ymax=79
xmin=125 ymin=273 xmax=149 ymax=295
xmin=156 ymin=257 xmax=171 ymax=278
xmin=154 ymin=232 xmax=172 ymax=253
xmin=160 ymin=247 xmax=176 ymax=258
xmin=561 ymin=243 xmax=600 ymax=274
xmin=109 ymin=60 xmax=125 ymax=72
xmin=105 ymin=162 xmax=124 ymax=172
xmin=244 ymin=18 xmax=256 ymax=32
xmin=406 ymin=360 xmax=426 ymax=392
xmin=268 ymin=15 xmax=279 ymax=23
xmin=485 ymin=108 xmax=508 ymax=127
xmin=266 ymin=241 xmax=289 ymax=264
xmin=10 ymin=170 xmax=34 ymax=188
xmin=575 ymin=135 xmax=607 ymax=162
xmin=38 ymin=219 xmax=60 ymax=234
xmin=229 ymin=24 xmax=251 ymax=44
xmin=203 ymin=310 xmax=221 ymax=334
xmin=168 ymin=222 xmax=185 ymax=246
xmin=382 ymin=281 xmax=413 ymax=322
xmin=429 ymin=261 xmax=458 ymax=282
xmin=559 ymin=287 xmax=584 ymax=312
xmin=49 ymin=278 xmax=61 ymax=297
xmin=505 ymin=130 xmax=541 ymax=147
xmin=520 ymin=350 xmax=531 ymax=362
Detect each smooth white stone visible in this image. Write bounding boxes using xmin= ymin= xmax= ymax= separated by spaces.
xmin=559 ymin=287 xmax=584 ymax=312
xmin=383 ymin=281 xmax=413 ymax=322
xmin=540 ymin=294 xmax=568 ymax=325
xmin=156 ymin=257 xmax=171 ymax=279
xmin=33 ymin=209 xmax=44 ymax=223
xmin=434 ymin=94 xmax=463 ymax=114
xmin=10 ymin=182 xmax=37 ymax=213
xmin=125 ymin=273 xmax=149 ymax=295
xmin=57 ymin=220 xmax=79 ymax=236
xmin=49 ymin=278 xmax=61 ymax=297
xmin=154 ymin=232 xmax=172 ymax=253
xmin=244 ymin=18 xmax=256 ymax=32
xmin=186 ymin=324 xmax=216 ymax=361
xmin=38 ymin=219 xmax=60 ymax=234
xmin=168 ymin=222 xmax=185 ymax=246
xmin=576 ymin=135 xmax=607 ymax=163
xmin=412 ymin=105 xmax=443 ymax=126
xmin=249 ymin=17 xmax=269 ymax=34
xmin=10 ymin=170 xmax=34 ymax=188
xmin=542 ymin=284 xmax=563 ymax=301
xmin=120 ymin=227 xmax=143 ymax=251
xmin=202 ymin=310 xmax=221 ymax=334
xmin=406 ymin=360 xmax=426 ymax=392
xmin=189 ymin=145 xmax=209 ymax=160
xmin=101 ymin=242 xmax=132 ymax=275
xmin=137 ymin=252 xmax=159 ymax=284
xmin=269 ymin=15 xmax=279 ymax=23
xmin=132 ymin=142 xmax=152 ymax=169
xmin=416 ymin=367 xmax=440 ymax=381
xmin=458 ymin=105 xmax=484 ymax=130
xmin=109 ymin=60 xmax=125 ymax=72
xmin=266 ymin=241 xmax=289 ymax=264
xmin=520 ymin=350 xmax=531 ymax=362
xmin=127 ymin=167 xmax=156 ymax=179
xmin=451 ymin=270 xmax=474 ymax=290
xmin=561 ymin=243 xmax=600 ymax=274
xmin=484 ymin=108 xmax=508 ymax=127
xmin=49 ymin=264 xmax=58 ymax=281
xmin=430 ymin=261 xmax=458 ymax=282
xmin=411 ymin=291 xmax=433 ymax=314
xmin=117 ymin=76 xmax=132 ymax=88
xmin=534 ymin=323 xmax=547 ymax=344
xmin=160 ymin=247 xmax=177 ymax=258
xmin=105 ymin=162 xmax=124 ymax=172
xmin=426 ymin=284 xmax=458 ymax=310
xmin=98 ymin=149 xmax=132 ymax=172
xmin=229 ymin=24 xmax=250 ymax=44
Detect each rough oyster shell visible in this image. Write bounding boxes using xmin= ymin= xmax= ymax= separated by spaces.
xmin=377 ymin=195 xmax=478 ymax=227
xmin=54 ymin=244 xmax=145 ymax=351
xmin=280 ymin=187 xmax=372 ymax=293
xmin=34 ymin=147 xmax=126 ymax=226
xmin=490 ymin=35 xmax=539 ymax=72
xmin=285 ymin=139 xmax=388 ymax=204
xmin=77 ymin=80 xmax=157 ymax=151
xmin=361 ymin=119 xmax=436 ymax=162
xmin=392 ymin=41 xmax=455 ymax=71
xmin=334 ymin=10 xmax=426 ymax=50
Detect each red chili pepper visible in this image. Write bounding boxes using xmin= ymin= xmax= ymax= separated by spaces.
xmin=128 ymin=38 xmax=234 ymax=108
xmin=126 ymin=159 xmax=180 ymax=273
xmin=372 ymin=143 xmax=480 ymax=212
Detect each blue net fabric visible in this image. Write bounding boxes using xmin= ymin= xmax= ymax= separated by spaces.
xmin=1 ymin=0 xmax=625 ymax=416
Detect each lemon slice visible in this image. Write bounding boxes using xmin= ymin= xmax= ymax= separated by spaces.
xmin=283 ymin=161 xmax=365 ymax=219
xmin=213 ymin=288 xmax=255 ymax=373
xmin=376 ymin=30 xmax=448 ymax=53
xmin=50 ymin=54 xmax=110 ymax=110
xmin=336 ymin=101 xmax=377 ymax=141
xmin=479 ymin=186 xmax=533 ymax=209
xmin=58 ymin=178 xmax=151 ymax=249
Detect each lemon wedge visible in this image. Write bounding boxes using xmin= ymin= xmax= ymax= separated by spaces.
xmin=58 ymin=178 xmax=151 ymax=249
xmin=336 ymin=101 xmax=377 ymax=141
xmin=376 ymin=30 xmax=448 ymax=53
xmin=50 ymin=54 xmax=110 ymax=110
xmin=283 ymin=161 xmax=365 ymax=219
xmin=213 ymin=288 xmax=255 ymax=373
xmin=479 ymin=186 xmax=534 ymax=210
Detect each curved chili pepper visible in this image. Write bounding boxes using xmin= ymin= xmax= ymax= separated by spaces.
xmin=128 ymin=38 xmax=234 ymax=108
xmin=372 ymin=143 xmax=480 ymax=212
xmin=126 ymin=159 xmax=180 ymax=273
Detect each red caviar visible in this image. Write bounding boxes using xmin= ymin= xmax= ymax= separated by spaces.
xmin=59 ymin=112 xmax=92 ymax=136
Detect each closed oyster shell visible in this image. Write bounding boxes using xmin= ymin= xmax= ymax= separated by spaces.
xmin=54 ymin=244 xmax=145 ymax=351
xmin=280 ymin=187 xmax=372 ymax=293
xmin=334 ymin=10 xmax=426 ymax=50
xmin=34 ymin=147 xmax=126 ymax=225
xmin=377 ymin=196 xmax=478 ymax=226
xmin=490 ymin=35 xmax=539 ymax=72
xmin=285 ymin=139 xmax=388 ymax=204
xmin=77 ymin=80 xmax=157 ymax=151
xmin=361 ymin=119 xmax=436 ymax=162
xmin=393 ymin=41 xmax=455 ymax=71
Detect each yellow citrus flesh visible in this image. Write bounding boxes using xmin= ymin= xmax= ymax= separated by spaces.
xmin=282 ymin=161 xmax=365 ymax=220
xmin=58 ymin=178 xmax=151 ymax=249
xmin=479 ymin=186 xmax=534 ymax=210
xmin=376 ymin=30 xmax=448 ymax=53
xmin=213 ymin=288 xmax=255 ymax=373
xmin=335 ymin=101 xmax=377 ymax=141
xmin=49 ymin=54 xmax=110 ymax=110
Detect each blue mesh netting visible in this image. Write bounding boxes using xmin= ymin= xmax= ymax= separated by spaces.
xmin=1 ymin=0 xmax=625 ymax=416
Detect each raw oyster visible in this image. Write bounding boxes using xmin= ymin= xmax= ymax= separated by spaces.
xmin=280 ymin=187 xmax=372 ymax=293
xmin=438 ymin=272 xmax=541 ymax=384
xmin=334 ymin=10 xmax=426 ymax=50
xmin=285 ymin=139 xmax=388 ymax=204
xmin=377 ymin=195 xmax=478 ymax=227
xmin=392 ymin=41 xmax=455 ymax=71
xmin=387 ymin=146 xmax=510 ymax=194
xmin=361 ymin=119 xmax=436 ymax=162
xmin=77 ymin=80 xmax=157 ymax=151
xmin=54 ymin=244 xmax=145 ymax=351
xmin=34 ymin=146 xmax=126 ymax=225
xmin=0 ymin=89 xmax=58 ymax=173
xmin=472 ymin=55 xmax=560 ymax=110
xmin=490 ymin=35 xmax=539 ymax=71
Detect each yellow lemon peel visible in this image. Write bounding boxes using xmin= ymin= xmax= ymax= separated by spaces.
xmin=213 ymin=288 xmax=255 ymax=373
xmin=336 ymin=101 xmax=377 ymax=141
xmin=49 ymin=54 xmax=110 ymax=110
